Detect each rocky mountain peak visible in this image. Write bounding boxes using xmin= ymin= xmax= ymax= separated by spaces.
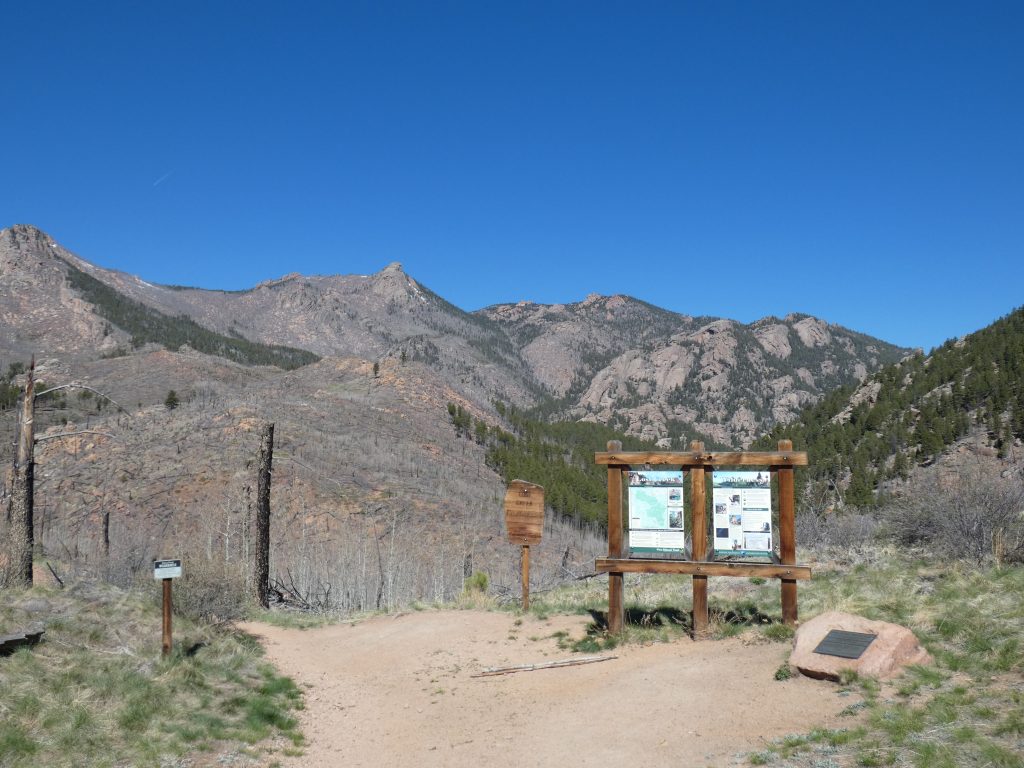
xmin=371 ymin=261 xmax=426 ymax=304
xmin=1 ymin=224 xmax=56 ymax=261
xmin=0 ymin=224 xmax=73 ymax=279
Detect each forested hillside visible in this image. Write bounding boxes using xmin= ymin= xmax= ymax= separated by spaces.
xmin=448 ymin=401 xmax=658 ymax=526
xmin=757 ymin=306 xmax=1024 ymax=507
xmin=61 ymin=258 xmax=320 ymax=370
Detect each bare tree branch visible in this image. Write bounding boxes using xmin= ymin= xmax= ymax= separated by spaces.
xmin=35 ymin=430 xmax=116 ymax=443
xmin=34 ymin=383 xmax=131 ymax=416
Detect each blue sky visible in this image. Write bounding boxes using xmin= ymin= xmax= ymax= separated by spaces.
xmin=3 ymin=1 xmax=1022 ymax=351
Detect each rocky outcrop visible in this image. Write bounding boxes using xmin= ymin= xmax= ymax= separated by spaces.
xmin=0 ymin=225 xmax=127 ymax=359
xmin=562 ymin=315 xmax=903 ymax=447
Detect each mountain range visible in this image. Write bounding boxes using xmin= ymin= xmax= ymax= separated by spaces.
xmin=0 ymin=223 xmax=912 ymax=605
xmin=0 ymin=223 xmax=909 ymax=447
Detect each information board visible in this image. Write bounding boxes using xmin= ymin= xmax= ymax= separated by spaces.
xmin=712 ymin=471 xmax=773 ymax=558
xmin=153 ymin=559 xmax=183 ymax=580
xmin=627 ymin=469 xmax=685 ymax=555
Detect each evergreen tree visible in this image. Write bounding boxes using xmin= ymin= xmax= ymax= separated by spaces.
xmin=755 ymin=305 xmax=1024 ymax=508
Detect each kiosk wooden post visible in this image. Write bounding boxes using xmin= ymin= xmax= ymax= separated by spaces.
xmin=606 ymin=441 xmax=624 ymax=635
xmin=777 ymin=439 xmax=798 ymax=625
xmin=689 ymin=441 xmax=708 ymax=636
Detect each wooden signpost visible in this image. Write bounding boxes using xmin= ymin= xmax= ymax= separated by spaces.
xmin=596 ymin=440 xmax=810 ymax=638
xmin=154 ymin=559 xmax=182 ymax=657
xmin=504 ymin=480 xmax=544 ymax=611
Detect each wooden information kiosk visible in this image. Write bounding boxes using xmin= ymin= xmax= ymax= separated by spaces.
xmin=595 ymin=439 xmax=811 ymax=637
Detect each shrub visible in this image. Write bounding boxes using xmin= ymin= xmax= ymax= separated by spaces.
xmin=463 ymin=571 xmax=489 ymax=594
xmin=774 ymin=664 xmax=794 ymax=681
xmin=173 ymin=558 xmax=249 ymax=622
xmin=883 ymin=462 xmax=1024 ymax=563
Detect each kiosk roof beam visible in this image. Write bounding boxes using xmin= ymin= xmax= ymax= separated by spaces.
xmin=594 ymin=450 xmax=807 ymax=467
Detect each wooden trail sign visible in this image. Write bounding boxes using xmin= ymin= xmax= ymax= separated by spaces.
xmin=505 ymin=480 xmax=544 ymax=610
xmin=505 ymin=480 xmax=544 ymax=545
xmin=154 ymin=558 xmax=182 ymax=657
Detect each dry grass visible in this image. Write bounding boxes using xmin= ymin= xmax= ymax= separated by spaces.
xmin=739 ymin=552 xmax=1024 ymax=767
xmin=0 ymin=579 xmax=303 ymax=767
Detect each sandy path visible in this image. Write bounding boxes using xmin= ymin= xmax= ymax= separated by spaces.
xmin=242 ymin=611 xmax=853 ymax=767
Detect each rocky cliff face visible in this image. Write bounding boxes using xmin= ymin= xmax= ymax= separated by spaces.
xmin=480 ymin=297 xmax=905 ymax=447
xmin=480 ymin=294 xmax=698 ymax=397
xmin=0 ymin=225 xmax=127 ymax=359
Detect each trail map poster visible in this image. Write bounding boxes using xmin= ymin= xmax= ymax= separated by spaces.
xmin=712 ymin=470 xmax=773 ymax=558
xmin=627 ymin=469 xmax=686 ymax=555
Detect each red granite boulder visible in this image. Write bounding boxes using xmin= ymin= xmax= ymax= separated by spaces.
xmin=789 ymin=611 xmax=932 ymax=681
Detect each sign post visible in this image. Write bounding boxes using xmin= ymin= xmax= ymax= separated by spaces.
xmin=153 ymin=559 xmax=182 ymax=657
xmin=504 ymin=480 xmax=544 ymax=611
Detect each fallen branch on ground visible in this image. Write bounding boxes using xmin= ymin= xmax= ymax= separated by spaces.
xmin=471 ymin=654 xmax=617 ymax=678
xmin=45 ymin=561 xmax=64 ymax=588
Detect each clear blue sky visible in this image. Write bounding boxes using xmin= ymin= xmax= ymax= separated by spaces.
xmin=3 ymin=1 xmax=1022 ymax=351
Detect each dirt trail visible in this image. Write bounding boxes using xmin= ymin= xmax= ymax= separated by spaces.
xmin=242 ymin=611 xmax=854 ymax=767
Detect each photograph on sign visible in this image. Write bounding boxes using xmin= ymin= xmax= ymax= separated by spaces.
xmin=712 ymin=471 xmax=773 ymax=558
xmin=627 ymin=469 xmax=686 ymax=555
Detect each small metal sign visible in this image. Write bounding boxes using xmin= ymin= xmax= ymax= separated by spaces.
xmin=153 ymin=559 xmax=183 ymax=580
xmin=504 ymin=480 xmax=544 ymax=545
xmin=813 ymin=629 xmax=877 ymax=660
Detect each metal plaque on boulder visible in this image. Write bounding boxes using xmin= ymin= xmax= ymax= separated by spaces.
xmin=813 ymin=629 xmax=877 ymax=660
xmin=504 ymin=480 xmax=544 ymax=545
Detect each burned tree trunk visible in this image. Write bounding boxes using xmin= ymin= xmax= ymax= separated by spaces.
xmin=102 ymin=510 xmax=110 ymax=558
xmin=9 ymin=359 xmax=36 ymax=587
xmin=251 ymin=423 xmax=274 ymax=609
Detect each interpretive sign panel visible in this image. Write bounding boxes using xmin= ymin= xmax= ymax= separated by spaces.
xmin=153 ymin=559 xmax=182 ymax=579
xmin=712 ymin=471 xmax=772 ymax=558
xmin=628 ymin=469 xmax=686 ymax=555
xmin=505 ymin=480 xmax=544 ymax=545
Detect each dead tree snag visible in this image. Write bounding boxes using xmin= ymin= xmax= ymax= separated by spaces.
xmin=252 ymin=423 xmax=274 ymax=609
xmin=8 ymin=359 xmax=36 ymax=586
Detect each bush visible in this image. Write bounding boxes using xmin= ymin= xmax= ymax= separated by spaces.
xmin=883 ymin=462 xmax=1024 ymax=563
xmin=463 ymin=571 xmax=489 ymax=594
xmin=795 ymin=509 xmax=879 ymax=550
xmin=172 ymin=558 xmax=249 ymax=622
